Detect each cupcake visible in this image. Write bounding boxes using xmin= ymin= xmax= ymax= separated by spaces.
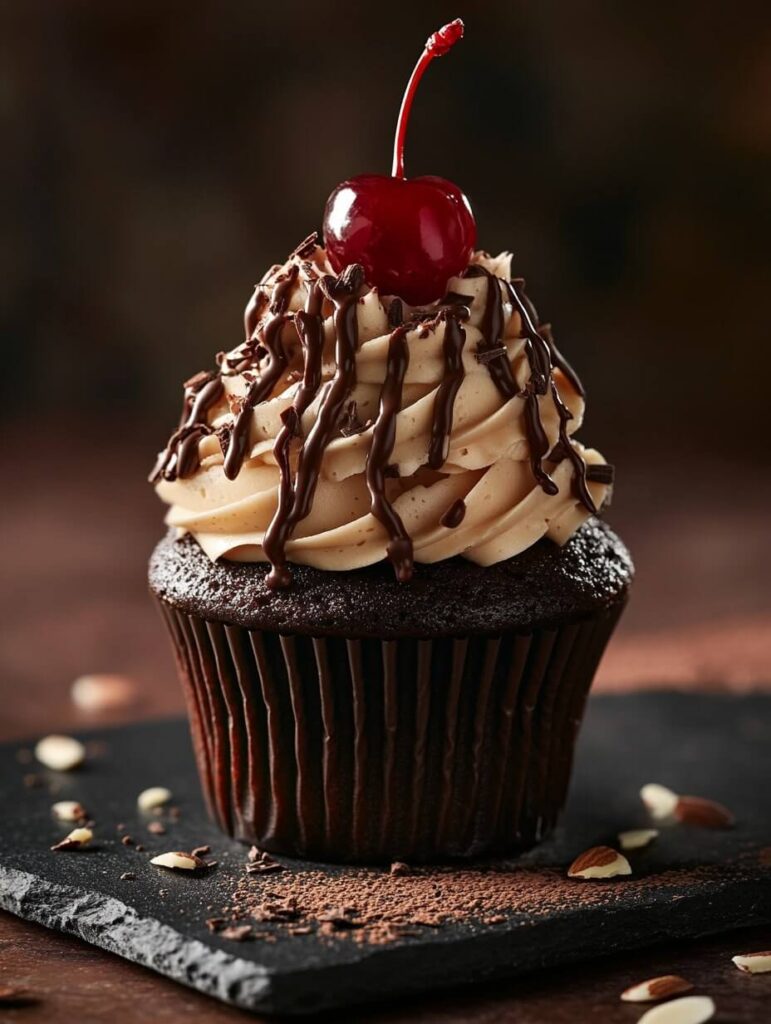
xmin=148 ymin=21 xmax=632 ymax=863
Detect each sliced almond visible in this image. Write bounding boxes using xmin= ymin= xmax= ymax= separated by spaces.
xmin=51 ymin=826 xmax=93 ymax=851
xmin=568 ymin=845 xmax=632 ymax=879
xmin=675 ymin=795 xmax=734 ymax=829
xmin=51 ymin=800 xmax=87 ymax=822
xmin=71 ymin=674 xmax=136 ymax=711
xmin=621 ymin=975 xmax=694 ymax=1002
xmin=618 ymin=828 xmax=659 ymax=851
xmin=637 ymin=996 xmax=714 ymax=1024
xmin=137 ymin=786 xmax=173 ymax=812
xmin=34 ymin=734 xmax=85 ymax=772
xmin=150 ymin=851 xmax=205 ymax=872
xmin=641 ymin=783 xmax=679 ymax=822
xmin=732 ymin=950 xmax=771 ymax=974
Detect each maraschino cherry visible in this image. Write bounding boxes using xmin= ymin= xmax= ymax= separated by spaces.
xmin=323 ymin=19 xmax=476 ymax=306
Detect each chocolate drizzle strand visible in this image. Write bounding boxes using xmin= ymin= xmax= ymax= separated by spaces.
xmin=150 ymin=372 xmax=223 ymax=482
xmin=366 ymin=325 xmax=413 ymax=581
xmin=263 ymin=266 xmax=362 ymax=589
xmin=223 ymin=264 xmax=299 ymax=480
xmin=427 ymin=309 xmax=468 ymax=470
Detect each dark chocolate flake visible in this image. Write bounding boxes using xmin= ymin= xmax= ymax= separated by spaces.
xmin=585 ymin=463 xmax=615 ymax=485
xmin=475 ymin=344 xmax=508 ymax=366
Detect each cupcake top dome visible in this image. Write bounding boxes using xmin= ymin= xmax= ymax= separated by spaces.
xmin=151 ymin=239 xmax=613 ymax=589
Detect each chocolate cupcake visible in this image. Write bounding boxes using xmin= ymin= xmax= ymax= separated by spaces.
xmin=148 ymin=239 xmax=632 ymax=862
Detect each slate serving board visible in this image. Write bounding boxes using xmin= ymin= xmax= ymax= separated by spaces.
xmin=0 ymin=693 xmax=769 ymax=1016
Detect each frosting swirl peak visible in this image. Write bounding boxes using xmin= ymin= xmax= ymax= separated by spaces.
xmin=152 ymin=237 xmax=613 ymax=587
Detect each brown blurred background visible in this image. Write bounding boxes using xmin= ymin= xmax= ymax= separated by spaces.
xmin=1 ymin=1 xmax=770 ymax=737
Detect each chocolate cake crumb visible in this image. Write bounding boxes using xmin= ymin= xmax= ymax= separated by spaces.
xmin=136 ymin=843 xmax=145 ymax=852
xmin=23 ymin=773 xmax=43 ymax=789
xmin=206 ymin=917 xmax=226 ymax=932
xmin=121 ymin=835 xmax=134 ymax=846
xmin=147 ymin=821 xmax=166 ymax=835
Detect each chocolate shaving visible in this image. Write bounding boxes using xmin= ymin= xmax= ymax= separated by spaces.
xmin=475 ymin=344 xmax=508 ymax=365
xmin=585 ymin=463 xmax=615 ymax=484
xmin=120 ymin=872 xmax=136 ymax=881
xmin=440 ymin=499 xmax=466 ymax=529
xmin=290 ymin=231 xmax=319 ymax=260
xmin=191 ymin=844 xmax=211 ymax=857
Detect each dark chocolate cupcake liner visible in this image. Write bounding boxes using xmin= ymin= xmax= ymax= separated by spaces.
xmin=157 ymin=598 xmax=625 ymax=863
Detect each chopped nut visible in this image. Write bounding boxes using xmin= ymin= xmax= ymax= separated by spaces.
xmin=51 ymin=800 xmax=87 ymax=823
xmin=137 ymin=786 xmax=173 ymax=812
xmin=641 ymin=783 xmax=679 ymax=822
xmin=71 ymin=673 xmax=136 ymax=711
xmin=150 ymin=851 xmax=206 ymax=872
xmin=34 ymin=734 xmax=85 ymax=772
xmin=675 ymin=796 xmax=735 ymax=829
xmin=636 ymin=995 xmax=715 ymax=1024
xmin=732 ymin=950 xmax=771 ymax=974
xmin=621 ymin=975 xmax=694 ymax=1002
xmin=220 ymin=924 xmax=253 ymax=941
xmin=51 ymin=826 xmax=93 ymax=851
xmin=568 ymin=845 xmax=632 ymax=879
xmin=618 ymin=828 xmax=659 ymax=851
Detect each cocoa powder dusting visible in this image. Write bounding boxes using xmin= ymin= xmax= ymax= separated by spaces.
xmin=215 ymin=861 xmax=738 ymax=947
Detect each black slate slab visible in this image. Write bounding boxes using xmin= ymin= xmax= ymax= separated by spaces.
xmin=0 ymin=693 xmax=769 ymax=1016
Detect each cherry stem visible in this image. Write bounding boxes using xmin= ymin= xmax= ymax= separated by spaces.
xmin=391 ymin=19 xmax=465 ymax=179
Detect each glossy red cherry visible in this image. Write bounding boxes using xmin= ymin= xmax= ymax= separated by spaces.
xmin=323 ymin=20 xmax=476 ymax=306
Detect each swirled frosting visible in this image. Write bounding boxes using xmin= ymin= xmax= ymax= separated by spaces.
xmin=151 ymin=236 xmax=613 ymax=588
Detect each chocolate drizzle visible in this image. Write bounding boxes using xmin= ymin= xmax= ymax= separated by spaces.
xmin=150 ymin=373 xmax=223 ymax=483
xmin=427 ymin=311 xmax=468 ymax=470
xmin=366 ymin=325 xmax=413 ymax=581
xmin=153 ymin=237 xmax=605 ymax=586
xmin=463 ymin=265 xmax=594 ymax=511
xmin=223 ymin=265 xmax=299 ymax=480
xmin=262 ymin=280 xmax=326 ymax=584
xmin=263 ymin=268 xmax=362 ymax=589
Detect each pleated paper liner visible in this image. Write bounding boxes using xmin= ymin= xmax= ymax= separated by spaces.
xmin=157 ymin=598 xmax=625 ymax=863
